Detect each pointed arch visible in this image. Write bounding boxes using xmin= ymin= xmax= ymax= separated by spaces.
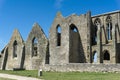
xmin=33 ymin=38 xmax=38 ymax=44
xmin=92 ymin=50 xmax=97 ymax=63
xmin=93 ymin=18 xmax=101 ymax=45
xmin=56 ymin=25 xmax=61 ymax=46
xmin=106 ymin=15 xmax=112 ymax=40
xmin=69 ymin=23 xmax=84 ymax=63
xmin=70 ymin=24 xmax=78 ymax=32
xmin=13 ymin=40 xmax=17 ymax=58
xmin=94 ymin=18 xmax=101 ymax=26
xmin=115 ymin=24 xmax=120 ymax=43
xmin=106 ymin=15 xmax=112 ymax=23
xmin=103 ymin=50 xmax=110 ymax=60
xmin=32 ymin=37 xmax=38 ymax=57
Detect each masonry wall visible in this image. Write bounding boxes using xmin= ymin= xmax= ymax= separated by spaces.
xmin=0 ymin=46 xmax=8 ymax=70
xmin=69 ymin=32 xmax=80 ymax=63
xmin=25 ymin=23 xmax=48 ymax=70
xmin=66 ymin=13 xmax=90 ymax=63
xmin=0 ymin=10 xmax=120 ymax=71
xmin=49 ymin=13 xmax=69 ymax=65
xmin=49 ymin=12 xmax=91 ymax=65
xmin=42 ymin=64 xmax=120 ymax=72
xmin=116 ymin=43 xmax=120 ymax=63
xmin=91 ymin=11 xmax=120 ymax=64
xmin=5 ymin=29 xmax=25 ymax=70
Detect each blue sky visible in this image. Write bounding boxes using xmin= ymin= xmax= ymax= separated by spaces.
xmin=0 ymin=0 xmax=120 ymax=51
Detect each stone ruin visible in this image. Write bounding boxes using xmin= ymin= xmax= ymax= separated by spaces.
xmin=1 ymin=10 xmax=120 ymax=72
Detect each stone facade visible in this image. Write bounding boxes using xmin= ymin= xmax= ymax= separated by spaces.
xmin=1 ymin=10 xmax=120 ymax=71
xmin=91 ymin=11 xmax=120 ymax=64
xmin=43 ymin=64 xmax=120 ymax=72
xmin=49 ymin=10 xmax=120 ymax=65
xmin=0 ymin=29 xmax=25 ymax=70
xmin=0 ymin=23 xmax=48 ymax=70
xmin=25 ymin=23 xmax=48 ymax=70
xmin=49 ymin=12 xmax=90 ymax=65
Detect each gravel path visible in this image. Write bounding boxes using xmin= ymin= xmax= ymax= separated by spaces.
xmin=0 ymin=73 xmax=42 ymax=80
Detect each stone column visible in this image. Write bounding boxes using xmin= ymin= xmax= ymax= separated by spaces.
xmin=118 ymin=12 xmax=120 ymax=43
xmin=86 ymin=11 xmax=92 ymax=63
xmin=112 ymin=23 xmax=117 ymax=63
xmin=97 ymin=25 xmax=103 ymax=63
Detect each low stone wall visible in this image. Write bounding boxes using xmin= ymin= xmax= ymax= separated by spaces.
xmin=42 ymin=63 xmax=120 ymax=72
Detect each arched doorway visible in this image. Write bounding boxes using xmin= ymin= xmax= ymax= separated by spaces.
xmin=69 ymin=24 xmax=81 ymax=63
xmin=103 ymin=50 xmax=110 ymax=63
xmin=103 ymin=50 xmax=110 ymax=60
xmin=93 ymin=51 xmax=97 ymax=63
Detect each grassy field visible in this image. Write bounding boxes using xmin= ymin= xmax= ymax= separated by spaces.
xmin=0 ymin=77 xmax=15 ymax=80
xmin=0 ymin=70 xmax=120 ymax=80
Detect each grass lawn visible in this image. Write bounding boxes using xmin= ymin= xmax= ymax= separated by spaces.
xmin=0 ymin=70 xmax=120 ymax=80
xmin=0 ymin=77 xmax=15 ymax=80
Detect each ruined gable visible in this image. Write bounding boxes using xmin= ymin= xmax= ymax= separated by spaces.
xmin=2 ymin=29 xmax=25 ymax=70
xmin=1 ymin=10 xmax=120 ymax=72
xmin=25 ymin=23 xmax=48 ymax=70
xmin=49 ymin=11 xmax=91 ymax=65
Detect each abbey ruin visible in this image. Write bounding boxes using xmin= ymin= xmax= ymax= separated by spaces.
xmin=1 ymin=10 xmax=120 ymax=72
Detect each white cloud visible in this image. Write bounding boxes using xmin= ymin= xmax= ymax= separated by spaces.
xmin=55 ymin=0 xmax=64 ymax=9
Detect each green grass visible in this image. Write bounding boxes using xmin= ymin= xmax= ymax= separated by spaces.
xmin=0 ymin=70 xmax=120 ymax=80
xmin=0 ymin=70 xmax=38 ymax=78
xmin=0 ymin=77 xmax=15 ymax=80
xmin=41 ymin=72 xmax=120 ymax=80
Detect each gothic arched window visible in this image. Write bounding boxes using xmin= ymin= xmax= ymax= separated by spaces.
xmin=70 ymin=24 xmax=78 ymax=32
xmin=106 ymin=15 xmax=112 ymax=40
xmin=13 ymin=40 xmax=17 ymax=58
xmin=56 ymin=25 xmax=61 ymax=46
xmin=32 ymin=38 xmax=38 ymax=57
xmin=69 ymin=24 xmax=81 ymax=63
xmin=93 ymin=18 xmax=101 ymax=44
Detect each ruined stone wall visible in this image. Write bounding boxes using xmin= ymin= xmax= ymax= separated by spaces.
xmin=5 ymin=29 xmax=25 ymax=70
xmin=69 ymin=32 xmax=80 ymax=63
xmin=25 ymin=23 xmax=48 ymax=70
xmin=0 ymin=46 xmax=8 ymax=70
xmin=116 ymin=43 xmax=120 ymax=63
xmin=0 ymin=10 xmax=120 ymax=71
xmin=43 ymin=64 xmax=120 ymax=72
xmin=49 ymin=12 xmax=91 ymax=65
xmin=66 ymin=13 xmax=89 ymax=63
xmin=49 ymin=13 xmax=69 ymax=65
xmin=0 ymin=47 xmax=8 ymax=70
xmin=91 ymin=11 xmax=120 ymax=64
